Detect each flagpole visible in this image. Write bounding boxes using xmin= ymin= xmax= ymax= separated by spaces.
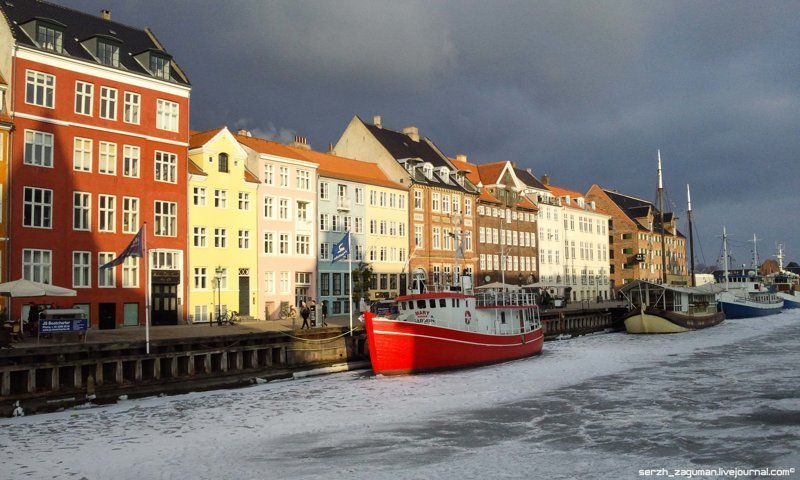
xmin=144 ymin=222 xmax=150 ymax=354
xmin=348 ymin=231 xmax=353 ymax=336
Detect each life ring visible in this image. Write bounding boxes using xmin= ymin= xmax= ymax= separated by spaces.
xmin=464 ymin=311 xmax=472 ymax=324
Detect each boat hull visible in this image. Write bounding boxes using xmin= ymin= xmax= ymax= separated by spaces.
xmin=364 ymin=313 xmax=544 ymax=375
xmin=718 ymin=298 xmax=783 ymax=318
xmin=624 ymin=307 xmax=725 ymax=334
xmin=777 ymin=292 xmax=800 ymax=309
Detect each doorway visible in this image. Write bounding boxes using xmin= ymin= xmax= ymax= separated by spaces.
xmin=238 ymin=272 xmax=250 ymax=316
xmin=99 ymin=303 xmax=116 ymax=330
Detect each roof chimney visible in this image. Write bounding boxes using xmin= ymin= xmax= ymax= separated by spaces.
xmin=290 ymin=135 xmax=311 ymax=150
xmin=236 ymin=129 xmax=251 ymax=137
xmin=541 ymin=174 xmax=550 ymax=185
xmin=456 ymin=154 xmax=467 ymax=163
xmin=100 ymin=9 xmax=112 ymax=20
xmin=373 ymin=115 xmax=382 ymax=128
xmin=403 ymin=126 xmax=419 ymax=142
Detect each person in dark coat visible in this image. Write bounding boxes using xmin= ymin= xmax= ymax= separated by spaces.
xmin=321 ymin=301 xmax=328 ymax=326
xmin=300 ymin=302 xmax=310 ymax=329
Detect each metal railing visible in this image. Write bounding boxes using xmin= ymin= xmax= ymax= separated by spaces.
xmin=475 ymin=292 xmax=537 ymax=307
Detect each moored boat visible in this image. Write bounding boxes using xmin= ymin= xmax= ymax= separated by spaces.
xmin=364 ymin=277 xmax=543 ymax=375
xmin=620 ymin=280 xmax=725 ymax=333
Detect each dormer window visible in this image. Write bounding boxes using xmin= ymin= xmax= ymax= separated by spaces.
xmin=149 ymin=54 xmax=170 ymax=80
xmin=439 ymin=166 xmax=449 ymax=179
xmin=36 ymin=24 xmax=63 ymax=52
xmin=97 ymin=40 xmax=119 ymax=66
xmin=422 ymin=163 xmax=433 ymax=179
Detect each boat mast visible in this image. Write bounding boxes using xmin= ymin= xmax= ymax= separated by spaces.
xmin=658 ymin=150 xmax=667 ymax=284
xmin=722 ymin=226 xmax=730 ymax=291
xmin=687 ymin=184 xmax=695 ymax=287
xmin=750 ymin=234 xmax=759 ymax=274
xmin=775 ymin=244 xmax=785 ymax=272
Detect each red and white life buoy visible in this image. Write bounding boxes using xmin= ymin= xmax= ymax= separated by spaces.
xmin=464 ymin=311 xmax=472 ymax=324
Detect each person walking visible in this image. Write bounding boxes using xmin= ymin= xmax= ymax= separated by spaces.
xmin=300 ymin=302 xmax=310 ymax=329
xmin=321 ymin=301 xmax=328 ymax=327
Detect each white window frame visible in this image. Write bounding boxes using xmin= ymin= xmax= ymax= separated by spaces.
xmin=154 ymin=201 xmax=177 ymax=237
xmin=156 ymin=99 xmax=179 ymax=132
xmin=98 ymin=194 xmax=116 ymax=232
xmin=24 ymin=130 xmax=54 ymax=167
xmin=72 ymin=251 xmax=91 ymax=288
xmin=25 ymin=70 xmax=54 ymax=108
xmin=73 ymin=191 xmax=91 ymax=231
xmin=73 ymin=137 xmax=92 ymax=172
xmin=75 ymin=81 xmax=93 ymax=116
xmin=123 ymin=145 xmax=140 ymax=178
xmin=122 ymin=196 xmax=139 ymax=234
xmin=154 ymin=151 xmax=177 ymax=183
xmin=23 ymin=186 xmax=52 ymax=228
xmin=98 ymin=252 xmax=115 ymax=288
xmin=124 ymin=91 xmax=140 ymax=124
xmin=100 ymin=86 xmax=117 ymax=120
xmin=22 ymin=248 xmax=52 ymax=283
xmin=98 ymin=141 xmax=117 ymax=175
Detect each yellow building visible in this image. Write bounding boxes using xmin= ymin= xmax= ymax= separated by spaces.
xmin=188 ymin=127 xmax=259 ymax=323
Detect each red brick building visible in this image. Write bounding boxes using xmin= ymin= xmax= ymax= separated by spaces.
xmin=0 ymin=2 xmax=191 ymax=327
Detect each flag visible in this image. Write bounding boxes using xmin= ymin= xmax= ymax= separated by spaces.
xmin=100 ymin=226 xmax=144 ymax=269
xmin=331 ymin=231 xmax=350 ymax=264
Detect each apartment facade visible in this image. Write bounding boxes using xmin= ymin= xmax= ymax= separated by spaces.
xmin=236 ymin=133 xmax=318 ymax=319
xmin=0 ymin=2 xmax=191 ymax=327
xmin=335 ymin=116 xmax=479 ymax=290
xmin=188 ymin=128 xmax=259 ymax=323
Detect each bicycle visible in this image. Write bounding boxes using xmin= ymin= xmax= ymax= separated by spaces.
xmin=217 ymin=310 xmax=239 ymax=326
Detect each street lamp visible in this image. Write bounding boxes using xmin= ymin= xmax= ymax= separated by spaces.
xmin=214 ymin=266 xmax=224 ymax=325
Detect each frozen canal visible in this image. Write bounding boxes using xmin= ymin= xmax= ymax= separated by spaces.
xmin=2 ymin=312 xmax=799 ymax=479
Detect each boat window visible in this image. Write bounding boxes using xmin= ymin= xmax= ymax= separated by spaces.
xmin=500 ymin=312 xmax=506 ymax=324
xmin=452 ymin=299 xmax=456 ymax=308
xmin=417 ymin=300 xmax=426 ymax=309
xmin=429 ymin=299 xmax=436 ymax=308
xmin=439 ymin=299 xmax=446 ymax=308
xmin=465 ymin=300 xmax=469 ymax=308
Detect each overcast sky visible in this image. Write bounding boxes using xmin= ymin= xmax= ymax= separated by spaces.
xmin=59 ymin=0 xmax=800 ymax=268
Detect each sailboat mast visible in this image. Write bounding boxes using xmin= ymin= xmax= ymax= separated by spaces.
xmin=722 ymin=226 xmax=729 ymax=291
xmin=687 ymin=184 xmax=695 ymax=287
xmin=658 ymin=150 xmax=667 ymax=283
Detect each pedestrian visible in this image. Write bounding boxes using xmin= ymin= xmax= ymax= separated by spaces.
xmin=300 ymin=302 xmax=310 ymax=329
xmin=321 ymin=301 xmax=328 ymax=326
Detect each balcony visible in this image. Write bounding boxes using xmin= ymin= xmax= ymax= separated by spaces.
xmin=337 ymin=198 xmax=351 ymax=211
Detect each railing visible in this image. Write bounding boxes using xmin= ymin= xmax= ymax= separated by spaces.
xmin=475 ymin=292 xmax=537 ymax=307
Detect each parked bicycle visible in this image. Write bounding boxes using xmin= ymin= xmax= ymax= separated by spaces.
xmin=217 ymin=310 xmax=239 ymax=326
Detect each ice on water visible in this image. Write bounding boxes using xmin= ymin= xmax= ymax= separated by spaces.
xmin=2 ymin=312 xmax=799 ymax=479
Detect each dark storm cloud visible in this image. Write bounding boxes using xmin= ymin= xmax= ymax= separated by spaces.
xmin=58 ymin=0 xmax=800 ymax=263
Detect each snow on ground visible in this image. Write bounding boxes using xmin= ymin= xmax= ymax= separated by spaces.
xmin=1 ymin=312 xmax=799 ymax=479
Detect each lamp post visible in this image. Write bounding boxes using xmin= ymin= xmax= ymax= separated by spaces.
xmin=215 ymin=266 xmax=224 ymax=325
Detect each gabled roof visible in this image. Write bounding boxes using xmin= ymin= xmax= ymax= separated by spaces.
xmin=235 ymin=133 xmax=312 ymax=163
xmin=516 ymin=195 xmax=538 ymax=211
xmin=476 ymin=162 xmax=508 ymax=185
xmin=243 ymin=167 xmax=260 ymax=184
xmin=602 ymin=188 xmax=682 ymax=236
xmin=188 ymin=127 xmax=224 ymax=150
xmin=187 ymin=159 xmax=206 ymax=176
xmin=479 ymin=188 xmax=501 ymax=204
xmin=546 ymin=184 xmax=592 ymax=212
xmin=291 ymin=148 xmax=404 ymax=191
xmin=0 ymin=0 xmax=189 ymax=85
xmin=514 ymin=168 xmax=547 ymax=190
xmin=362 ymin=119 xmax=476 ymax=194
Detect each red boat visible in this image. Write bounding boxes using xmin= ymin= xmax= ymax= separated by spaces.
xmin=364 ymin=282 xmax=543 ymax=375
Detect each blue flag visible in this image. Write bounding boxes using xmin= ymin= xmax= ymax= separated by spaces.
xmin=100 ymin=226 xmax=144 ymax=269
xmin=331 ymin=231 xmax=350 ymax=264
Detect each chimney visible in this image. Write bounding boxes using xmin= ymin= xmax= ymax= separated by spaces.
xmin=236 ymin=129 xmax=251 ymax=137
xmin=541 ymin=174 xmax=549 ymax=185
xmin=456 ymin=154 xmax=467 ymax=163
xmin=373 ymin=115 xmax=382 ymax=128
xmin=328 ymin=143 xmax=335 ymax=154
xmin=403 ymin=126 xmax=419 ymax=142
xmin=100 ymin=9 xmax=112 ymax=20
xmin=290 ymin=135 xmax=311 ymax=150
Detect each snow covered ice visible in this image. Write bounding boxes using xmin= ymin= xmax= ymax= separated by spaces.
xmin=2 ymin=311 xmax=799 ymax=479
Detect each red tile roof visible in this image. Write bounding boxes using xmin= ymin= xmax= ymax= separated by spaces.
xmin=189 ymin=128 xmax=224 ymax=150
xmin=476 ymin=162 xmax=508 ymax=185
xmin=479 ymin=188 xmax=501 ymax=204
xmin=293 ymin=149 xmax=404 ymax=190
xmin=243 ymin=167 xmax=260 ymax=184
xmin=188 ymin=159 xmax=206 ymax=176
xmin=516 ymin=195 xmax=538 ymax=211
xmin=547 ymin=184 xmax=591 ymax=211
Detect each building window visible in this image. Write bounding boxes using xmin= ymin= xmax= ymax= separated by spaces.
xmin=98 ymin=252 xmax=115 ymax=287
xmin=431 ymin=192 xmax=440 ymax=211
xmin=124 ymin=92 xmax=140 ymax=124
xmin=297 ymin=201 xmax=309 ymax=222
xmin=123 ymin=145 xmax=140 ymax=177
xmin=25 ymin=70 xmax=54 ymax=108
xmin=99 ymin=141 xmax=117 ymax=174
xmin=264 ymin=272 xmax=275 ymax=293
xmin=319 ymin=213 xmax=329 ymax=231
xmin=149 ymin=54 xmax=170 ymax=80
xmin=154 ymin=201 xmax=177 ymax=236
xmin=263 ymin=232 xmax=274 ymax=254
xmin=23 ymin=249 xmax=52 ymax=283
xmin=279 ymin=167 xmax=289 ymax=187
xmin=73 ymin=192 xmax=91 ymax=231
xmin=280 ymin=272 xmax=290 ymax=294
xmin=238 ymin=230 xmax=250 ymax=249
xmin=122 ymin=257 xmax=139 ymax=288
xmin=23 ymin=187 xmax=52 ymax=228
xmin=296 ymin=234 xmax=310 ymax=255
xmin=97 ymin=40 xmax=119 ymax=66
xmin=193 ymin=267 xmax=207 ymax=289
xmin=414 ymin=190 xmax=423 ymax=210
xmin=100 ymin=86 xmax=117 ymax=120
xmin=75 ymin=81 xmax=93 ymax=115
xmin=278 ymin=233 xmax=290 ymax=255
xmin=24 ymin=130 xmax=53 ymax=167
xmin=154 ymin=151 xmax=177 ymax=183
xmin=98 ymin=194 xmax=116 ymax=232
xmin=320 ymin=243 xmax=330 ymax=260
xmin=193 ymin=187 xmax=207 ymax=206
xmin=73 ymin=137 xmax=92 ymax=172
xmin=37 ymin=24 xmax=63 ymax=52
xmin=319 ymin=181 xmax=329 ymax=199
xmin=218 ymin=153 xmax=229 ymax=173
xmin=156 ymin=99 xmax=179 ymax=131
xmin=415 ymin=225 xmax=423 ymax=248
xmin=122 ymin=197 xmax=139 ymax=233
xmin=263 ymin=196 xmax=274 ymax=218
xmin=193 ymin=227 xmax=207 ymax=247
xmin=238 ymin=192 xmax=250 ymax=210
xmin=214 ymin=190 xmax=227 ymax=208
xmin=72 ymin=251 xmax=91 ymax=288
xmin=264 ymin=164 xmax=274 ymax=185
xmin=320 ymin=273 xmax=330 ymax=296
xmin=355 ymin=187 xmax=364 ymax=204
xmin=214 ymin=228 xmax=227 ymax=248
xmin=296 ymin=170 xmax=310 ymax=190
xmin=278 ymin=198 xmax=289 ymax=220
